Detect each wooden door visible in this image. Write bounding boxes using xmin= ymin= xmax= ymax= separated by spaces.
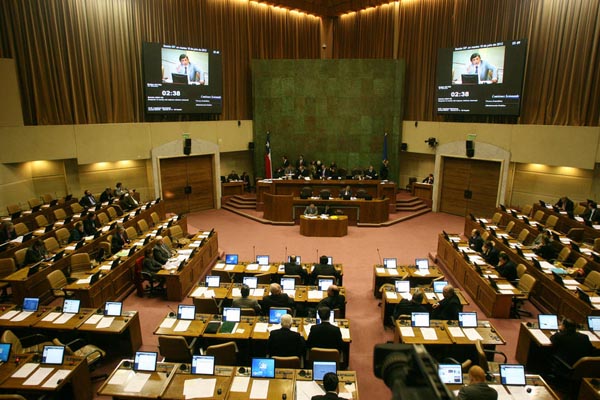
xmin=439 ymin=157 xmax=501 ymax=217
xmin=159 ymin=155 xmax=215 ymax=214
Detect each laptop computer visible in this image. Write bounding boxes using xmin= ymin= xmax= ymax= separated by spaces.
xmin=415 ymin=258 xmax=429 ymax=270
xmin=287 ymin=255 xmax=301 ymax=265
xmin=433 ymin=281 xmax=447 ymax=293
xmin=0 ymin=343 xmax=11 ymax=364
xmin=552 ymin=271 xmax=565 ymax=287
xmin=256 ymin=255 xmax=270 ymax=266
xmin=111 ymin=258 xmax=121 ymax=270
xmin=104 ymin=301 xmax=122 ymax=317
xmin=488 ymin=277 xmax=499 ymax=291
xmin=53 ymin=250 xmax=65 ymax=262
xmin=22 ymin=232 xmax=33 ymax=242
xmin=383 ymin=258 xmax=397 ymax=269
xmin=268 ymin=308 xmax=289 ymax=324
xmin=577 ymin=288 xmax=592 ymax=306
xmin=62 ymin=299 xmax=81 ymax=314
xmin=89 ymin=271 xmax=101 ymax=285
xmin=31 ymin=205 xmax=41 ymax=213
xmin=220 ymin=307 xmax=241 ymax=333
xmin=171 ymin=73 xmax=188 ymax=84
xmin=11 ymin=211 xmax=21 ymax=219
xmin=588 ymin=316 xmax=600 ymax=332
xmin=438 ymin=364 xmax=463 ymax=384
xmin=41 ymin=345 xmax=65 ymax=365
xmin=251 ymin=358 xmax=275 ymax=378
xmin=411 ymin=312 xmax=430 ymax=327
xmin=65 ymin=194 xmax=73 ymax=201
xmin=22 ymin=297 xmax=39 ymax=312
xmin=134 ymin=351 xmax=158 ymax=372
xmin=318 ymin=278 xmax=334 ymax=291
xmin=499 ymin=364 xmax=526 ymax=385
xmin=191 ymin=355 xmax=215 ymax=375
xmin=458 ymin=312 xmax=478 ymax=328
xmin=461 ymin=74 xmax=478 ymax=84
xmin=205 ymin=275 xmax=220 ymax=288
xmin=280 ymin=277 xmax=296 ymax=291
xmin=394 ymin=280 xmax=410 ymax=293
xmin=44 ymin=224 xmax=54 ymax=233
xmin=26 ymin=262 xmax=42 ymax=277
xmin=49 ymin=199 xmax=58 ymax=207
xmin=177 ymin=304 xmax=196 ymax=320
xmin=538 ymin=314 xmax=559 ymax=330
xmin=316 ymin=309 xmax=335 ymax=324
xmin=242 ymin=276 xmax=258 ymax=289
xmin=225 ymin=254 xmax=238 ymax=265
xmin=313 ymin=361 xmax=337 ymax=380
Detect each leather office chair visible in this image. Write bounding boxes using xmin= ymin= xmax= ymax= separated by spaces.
xmin=42 ymin=193 xmax=54 ymax=204
xmin=516 ymin=264 xmax=527 ymax=279
xmin=272 ymin=356 xmax=301 ymax=369
xmin=553 ymin=355 xmax=600 ymax=399
xmin=53 ymin=208 xmax=67 ymax=221
xmin=52 ymin=337 xmax=106 ymax=369
xmin=98 ymin=240 xmax=112 ymax=257
xmin=70 ymin=253 xmax=92 ymax=277
xmin=107 ymin=207 xmax=118 ymax=220
xmin=516 ymin=228 xmax=531 ymax=245
xmin=511 ymin=273 xmax=536 ymax=318
xmin=319 ymin=190 xmax=330 ymax=200
xmin=594 ymin=238 xmax=600 ymax=253
xmin=46 ymin=270 xmax=73 ymax=299
xmin=158 ymin=335 xmax=197 ymax=363
xmin=125 ymin=226 xmax=138 ymax=241
xmin=240 ymin=308 xmax=256 ymax=317
xmin=521 ymin=204 xmax=533 ymax=217
xmin=137 ymin=219 xmax=150 ymax=234
xmin=0 ymin=395 xmax=27 ymax=400
xmin=134 ymin=256 xmax=159 ymax=297
xmin=1 ymin=330 xmax=52 ymax=354
xmin=308 ymin=347 xmax=340 ymax=368
xmin=533 ymin=210 xmax=545 ymax=222
xmin=192 ymin=297 xmax=221 ymax=315
xmin=13 ymin=223 xmax=28 ymax=237
xmin=6 ymin=204 xmax=21 ymax=215
xmin=315 ymin=274 xmax=338 ymax=286
xmin=545 ymin=215 xmax=559 ymax=229
xmin=54 ymin=227 xmax=70 ymax=245
xmin=556 ymin=247 xmax=571 ymax=263
xmin=491 ymin=212 xmax=503 ymax=226
xmin=355 ymin=189 xmax=367 ymax=199
xmin=573 ymin=204 xmax=586 ymax=216
xmin=28 ymin=198 xmax=43 ymax=210
xmin=35 ymin=214 xmax=49 ymax=229
xmin=300 ymin=187 xmax=312 ymax=199
xmin=505 ymin=221 xmax=515 ymax=236
xmin=14 ymin=248 xmax=27 ymax=268
xmin=70 ymin=203 xmax=84 ymax=214
xmin=474 ymin=339 xmax=506 ymax=375
xmin=205 ymin=341 xmax=238 ymax=366
xmin=0 ymin=258 xmax=16 ymax=299
xmin=151 ymin=211 xmax=161 ymax=226
xmin=566 ymin=228 xmax=585 ymax=243
xmin=584 ymin=271 xmax=600 ymax=290
xmin=97 ymin=212 xmax=109 ymax=226
xmin=44 ymin=237 xmax=60 ymax=253
xmin=168 ymin=225 xmax=190 ymax=247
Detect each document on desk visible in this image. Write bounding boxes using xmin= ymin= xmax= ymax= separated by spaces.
xmin=11 ymin=311 xmax=33 ymax=322
xmin=160 ymin=317 xmax=176 ymax=329
xmin=76 ymin=276 xmax=92 ymax=284
xmin=97 ymin=316 xmax=114 ymax=329
xmin=42 ymin=312 xmax=61 ymax=322
xmin=108 ymin=369 xmax=135 ymax=385
xmin=400 ymin=292 xmax=413 ymax=300
xmin=489 ymin=384 xmax=511 ymax=399
xmin=225 ymin=265 xmax=235 ymax=271
xmin=447 ymin=327 xmax=465 ymax=338
xmin=420 ymin=328 xmax=438 ymax=340
xmin=252 ymin=322 xmax=268 ymax=333
xmin=497 ymin=284 xmax=514 ymax=290
xmin=340 ymin=327 xmax=350 ymax=340
xmin=0 ymin=310 xmax=19 ymax=320
xmin=267 ymin=323 xmax=281 ymax=332
xmin=386 ymin=292 xmax=398 ymax=300
xmin=530 ymin=329 xmax=552 ymax=345
xmin=581 ymin=330 xmax=600 ymax=342
xmin=252 ymin=288 xmax=265 ymax=297
xmin=463 ymin=328 xmax=483 ymax=341
xmin=23 ymin=367 xmax=53 ymax=386
xmin=425 ymin=292 xmax=437 ymax=301
xmin=84 ymin=314 xmax=103 ymax=325
xmin=54 ymin=313 xmax=75 ymax=324
xmin=184 ymin=377 xmax=216 ymax=398
xmin=42 ymin=369 xmax=70 ymax=388
xmin=399 ymin=327 xmax=415 ymax=337
xmin=246 ymin=264 xmax=259 ymax=271
xmin=12 ymin=363 xmax=38 ymax=378
xmin=387 ymin=269 xmax=399 ymax=276
xmin=214 ymin=263 xmax=225 ymax=270
xmin=260 ymin=265 xmax=270 ymax=272
xmin=249 ymin=379 xmax=269 ymax=399
xmin=296 ymin=380 xmax=324 ymax=400
xmin=563 ymin=279 xmax=579 ymax=285
xmin=174 ymin=320 xmax=191 ymax=332
xmin=124 ymin=372 xmax=151 ymax=392
xmin=203 ymin=290 xmax=216 ymax=298
xmin=375 ymin=267 xmax=385 ymax=274
xmin=230 ymin=376 xmax=250 ymax=392
xmin=413 ymin=269 xmax=430 ymax=277
xmin=283 ymin=289 xmax=296 ymax=297
xmin=191 ymin=287 xmax=207 ymax=297
xmin=308 ymin=290 xmax=323 ymax=300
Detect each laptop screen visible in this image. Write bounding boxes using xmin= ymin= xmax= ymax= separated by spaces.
xmin=312 ymin=361 xmax=337 ymax=380
xmin=62 ymin=299 xmax=81 ymax=314
xmin=243 ymin=276 xmax=258 ymax=289
xmin=383 ymin=258 xmax=397 ymax=269
xmin=588 ymin=316 xmax=600 ymax=332
xmin=438 ymin=364 xmax=463 ymax=384
xmin=287 ymin=255 xmax=301 ymax=265
xmin=134 ymin=351 xmax=158 ymax=372
xmin=0 ymin=343 xmax=11 ymax=363
xmin=394 ymin=280 xmax=410 ymax=293
xmin=42 ymin=345 xmax=65 ymax=365
xmin=225 ymin=254 xmax=238 ymax=265
xmin=268 ymin=308 xmax=289 ymax=324
xmin=256 ymin=255 xmax=269 ymax=266
xmin=191 ymin=355 xmax=215 ymax=375
xmin=223 ymin=307 xmax=241 ymax=322
xmin=280 ymin=277 xmax=296 ymax=291
xmin=500 ymin=364 xmax=526 ymax=385
xmin=316 ymin=310 xmax=335 ymax=325
xmin=433 ymin=281 xmax=447 ymax=293
xmin=251 ymin=358 xmax=275 ymax=378
xmin=104 ymin=301 xmax=122 ymax=317
xmin=318 ymin=278 xmax=334 ymax=291
xmin=458 ymin=312 xmax=478 ymax=328
xmin=415 ymin=258 xmax=429 ymax=270
xmin=411 ymin=312 xmax=430 ymax=327
xmin=206 ymin=275 xmax=220 ymax=287
xmin=177 ymin=305 xmax=196 ymax=320
xmin=538 ymin=314 xmax=559 ymax=330
xmin=22 ymin=297 xmax=39 ymax=312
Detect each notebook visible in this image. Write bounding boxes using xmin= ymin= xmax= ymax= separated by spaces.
xmin=411 ymin=312 xmax=430 ymax=327
xmin=62 ymin=299 xmax=81 ymax=314
xmin=588 ymin=316 xmax=600 ymax=332
xmin=0 ymin=343 xmax=11 ymax=364
xmin=225 ymin=254 xmax=238 ymax=265
xmin=318 ymin=278 xmax=334 ymax=291
xmin=383 ymin=258 xmax=397 ymax=269
xmin=280 ymin=277 xmax=296 ymax=291
xmin=438 ymin=364 xmax=463 ymax=384
xmin=287 ymin=255 xmax=301 ymax=265
xmin=220 ymin=307 xmax=241 ymax=333
xmin=268 ymin=308 xmax=289 ymax=324
xmin=433 ymin=281 xmax=447 ymax=293
xmin=177 ymin=304 xmax=196 ymax=320
xmin=22 ymin=297 xmax=39 ymax=312
xmin=458 ymin=312 xmax=478 ymax=328
xmin=316 ymin=309 xmax=335 ymax=325
xmin=415 ymin=258 xmax=429 ymax=270
xmin=42 ymin=345 xmax=65 ymax=365
xmin=394 ymin=280 xmax=410 ymax=293
xmin=499 ymin=364 xmax=526 ymax=385
xmin=134 ymin=351 xmax=158 ymax=372
xmin=191 ymin=355 xmax=215 ymax=375
xmin=251 ymin=358 xmax=275 ymax=378
xmin=256 ymin=255 xmax=270 ymax=266
xmin=538 ymin=314 xmax=559 ymax=330
xmin=104 ymin=301 xmax=122 ymax=317
xmin=205 ymin=275 xmax=220 ymax=288
xmin=313 ymin=361 xmax=337 ymax=380
xmin=243 ymin=276 xmax=258 ymax=289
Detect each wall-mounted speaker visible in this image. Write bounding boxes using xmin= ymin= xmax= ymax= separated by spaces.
xmin=184 ymin=138 xmax=192 ymax=155
xmin=466 ymin=140 xmax=474 ymax=158
xmin=248 ymin=142 xmax=255 ymax=151
xmin=400 ymin=143 xmax=408 ymax=151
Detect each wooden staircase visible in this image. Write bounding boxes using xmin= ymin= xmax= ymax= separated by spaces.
xmin=396 ymin=196 xmax=430 ymax=213
xmin=225 ymin=195 xmax=256 ymax=209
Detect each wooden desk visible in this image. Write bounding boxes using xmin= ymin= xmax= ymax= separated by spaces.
xmin=300 ymin=215 xmax=348 ymax=237
xmin=412 ymin=182 xmax=433 ymax=207
xmin=97 ymin=359 xmax=177 ymax=399
xmin=533 ymin=203 xmax=600 ymax=242
xmin=32 ymin=307 xmax=97 ymax=331
xmin=372 ymin=264 xmax=444 ymax=299
xmin=227 ymin=368 xmax=295 ymax=400
xmin=446 ymin=373 xmax=560 ymax=399
xmin=579 ymin=378 xmax=600 ymax=400
xmin=154 ymin=313 xmax=208 ymax=338
xmin=161 ymin=365 xmax=234 ymax=400
xmin=222 ymin=182 xmax=245 ymax=197
xmin=295 ymin=369 xmax=359 ymax=399
xmin=394 ymin=319 xmax=453 ymax=345
xmin=292 ymin=197 xmax=389 ymax=225
xmin=77 ymin=310 xmax=142 ymax=355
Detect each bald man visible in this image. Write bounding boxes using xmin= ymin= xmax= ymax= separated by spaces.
xmin=457 ymin=366 xmax=497 ymax=400
xmin=431 ymin=284 xmax=462 ymax=320
xmin=260 ymin=283 xmax=295 ymax=315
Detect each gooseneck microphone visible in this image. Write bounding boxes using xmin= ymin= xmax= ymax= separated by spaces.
xmin=167 ymin=304 xmax=176 ymax=317
xmin=377 ymin=248 xmax=383 ymax=266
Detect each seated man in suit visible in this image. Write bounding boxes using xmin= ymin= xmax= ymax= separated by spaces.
xmin=363 ymin=165 xmax=378 ymax=180
xmin=496 ymin=252 xmax=517 ymax=281
xmin=111 ymin=225 xmax=129 ymax=253
xmin=431 ymin=285 xmax=462 ymax=320
xmin=317 ymin=285 xmax=346 ymax=318
xmin=311 ymin=372 xmax=341 ymax=400
xmin=227 ymin=170 xmax=240 ymax=181
xmin=534 ymin=235 xmax=557 ymax=261
xmin=24 ymin=239 xmax=48 ymax=265
xmin=83 ymin=212 xmax=99 ymax=236
xmin=267 ymin=314 xmax=305 ymax=359
xmin=457 ymin=365 xmax=498 ymax=400
xmin=69 ymin=221 xmax=86 ymax=243
xmin=232 ymin=284 xmax=262 ymax=314
xmin=422 ymin=173 xmax=434 ymax=184
xmin=79 ymin=190 xmax=97 ymax=208
xmin=0 ymin=222 xmax=17 ymax=244
xmin=468 ymin=229 xmax=484 ymax=252
xmin=304 ymin=203 xmax=319 ymax=216
xmin=339 ymin=185 xmax=352 ymax=199
xmin=481 ymin=240 xmax=499 ymax=266
xmin=580 ymin=201 xmax=600 ymax=223
xmin=260 ymin=283 xmax=295 ymax=315
xmin=550 ymin=318 xmax=596 ymax=367
xmin=555 ymin=196 xmax=574 ymax=214
xmin=307 ymin=307 xmax=344 ymax=352
xmin=142 ymin=248 xmax=165 ymax=287
xmin=99 ymin=187 xmax=114 ymax=203
xmin=284 ymin=255 xmax=308 ymax=284
xmin=153 ymin=236 xmax=174 ymax=265
xmin=393 ymin=290 xmax=427 ymax=320
xmin=310 ymin=255 xmax=340 ymax=285
xmin=119 ymin=190 xmax=139 ymax=211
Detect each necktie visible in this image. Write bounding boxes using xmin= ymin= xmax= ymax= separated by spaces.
xmin=475 ymin=66 xmax=478 ymax=75
xmin=185 ymin=67 xmax=187 ymax=74
xmin=590 ymin=210 xmax=594 ymax=221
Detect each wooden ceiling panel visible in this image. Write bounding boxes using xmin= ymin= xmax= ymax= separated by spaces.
xmin=256 ymin=0 xmax=391 ymax=16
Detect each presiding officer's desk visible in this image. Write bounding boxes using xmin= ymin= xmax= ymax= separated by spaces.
xmin=372 ymin=263 xmax=444 ymax=298
xmin=300 ymin=214 xmax=348 ymax=237
xmin=0 ymin=353 xmax=92 ymax=400
xmin=446 ymin=373 xmax=560 ymax=400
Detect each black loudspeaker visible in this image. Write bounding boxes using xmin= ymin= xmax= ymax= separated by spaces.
xmin=184 ymin=186 xmax=192 ymax=194
xmin=466 ymin=140 xmax=474 ymax=158
xmin=184 ymin=138 xmax=192 ymax=155
xmin=248 ymin=142 xmax=255 ymax=151
xmin=400 ymin=143 xmax=408 ymax=151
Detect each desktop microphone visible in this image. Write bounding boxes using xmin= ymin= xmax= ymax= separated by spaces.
xmin=316 ymin=249 xmax=319 ymax=263
xmin=284 ymin=246 xmax=287 ymax=262
xmin=253 ymin=245 xmax=256 ymax=262
xmin=167 ymin=304 xmax=176 ymax=317
xmin=376 ymin=248 xmax=383 ymax=266
xmin=212 ymin=296 xmax=222 ymax=313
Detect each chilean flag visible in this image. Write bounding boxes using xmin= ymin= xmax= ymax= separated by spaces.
xmin=265 ymin=131 xmax=272 ymax=179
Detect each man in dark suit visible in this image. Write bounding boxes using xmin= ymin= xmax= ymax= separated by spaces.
xmin=310 ymin=255 xmax=340 ymax=285
xmin=0 ymin=222 xmax=17 ymax=244
xmin=307 ymin=307 xmax=344 ymax=352
xmin=317 ymin=285 xmax=346 ymax=317
xmin=555 ymin=196 xmax=574 ymax=214
xmin=69 ymin=222 xmax=86 ymax=243
xmin=468 ymin=229 xmax=484 ymax=252
xmin=284 ymin=255 xmax=308 ymax=284
xmin=153 ymin=236 xmax=173 ymax=265
xmin=267 ymin=314 xmax=305 ymax=359
xmin=580 ymin=201 xmax=600 ymax=223
xmin=260 ymin=283 xmax=295 ymax=315
xmin=99 ymin=187 xmax=114 ymax=203
xmin=481 ymin=241 xmax=499 ymax=266
xmin=111 ymin=225 xmax=129 ymax=253
xmin=79 ymin=190 xmax=97 ymax=208
xmin=431 ymin=285 xmax=462 ymax=320
xmin=393 ymin=290 xmax=427 ymax=320
xmin=496 ymin=252 xmax=517 ymax=281
xmin=457 ymin=365 xmax=498 ymax=400
xmin=83 ymin=212 xmax=99 ymax=236
xmin=550 ymin=318 xmax=596 ymax=366
xmin=311 ymin=372 xmax=341 ymax=400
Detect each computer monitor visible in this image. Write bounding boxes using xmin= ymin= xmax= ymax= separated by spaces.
xmin=191 ymin=355 xmax=215 ymax=375
xmin=104 ymin=301 xmax=122 ymax=317
xmin=134 ymin=351 xmax=158 ymax=372
xmin=242 ymin=276 xmax=258 ymax=289
xmin=0 ymin=343 xmax=11 ymax=363
xmin=316 ymin=309 xmax=335 ymax=325
xmin=287 ymin=255 xmax=301 ymax=265
xmin=280 ymin=277 xmax=296 ymax=291
xmin=22 ymin=297 xmax=39 ymax=312
xmin=458 ymin=312 xmax=478 ymax=328
xmin=318 ymin=278 xmax=334 ymax=291
xmin=461 ymin=73 xmax=478 ymax=84
xmin=42 ymin=345 xmax=65 ymax=365
xmin=177 ymin=304 xmax=196 ymax=320
xmin=538 ymin=314 xmax=559 ymax=330
xmin=205 ymin=275 xmax=220 ymax=288
xmin=438 ymin=364 xmax=463 ymax=384
xmin=394 ymin=280 xmax=410 ymax=293
xmin=588 ymin=316 xmax=600 ymax=332
xmin=268 ymin=308 xmax=289 ymax=324
xmin=415 ymin=258 xmax=429 ymax=270
xmin=383 ymin=258 xmax=397 ymax=269
xmin=62 ymin=299 xmax=81 ymax=314
xmin=433 ymin=281 xmax=448 ymax=293
xmin=171 ymin=73 xmax=188 ymax=84
xmin=225 ymin=254 xmax=238 ymax=265
xmin=552 ymin=271 xmax=565 ymax=287
xmin=222 ymin=307 xmax=241 ymax=323
xmin=499 ymin=364 xmax=526 ymax=386
xmin=251 ymin=358 xmax=275 ymax=378
xmin=256 ymin=255 xmax=270 ymax=266
xmin=411 ymin=312 xmax=430 ymax=327
xmin=312 ymin=361 xmax=337 ymax=380
xmin=577 ymin=287 xmax=592 ymax=306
